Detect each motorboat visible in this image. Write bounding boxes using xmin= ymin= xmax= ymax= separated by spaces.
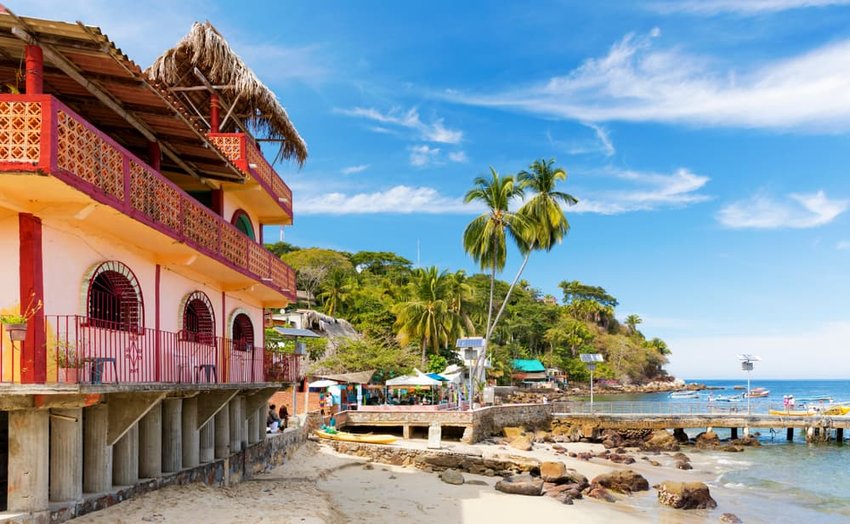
xmin=746 ymin=387 xmax=769 ymax=398
xmin=315 ymin=429 xmax=397 ymax=444
xmin=709 ymin=393 xmax=744 ymax=402
xmin=669 ymin=391 xmax=700 ymax=399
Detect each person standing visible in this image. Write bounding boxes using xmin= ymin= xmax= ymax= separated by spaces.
xmin=278 ymin=404 xmax=289 ymax=429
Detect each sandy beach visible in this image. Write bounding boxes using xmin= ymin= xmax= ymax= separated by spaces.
xmin=73 ymin=434 xmax=737 ymax=524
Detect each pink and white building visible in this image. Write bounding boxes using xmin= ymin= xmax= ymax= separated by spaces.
xmin=0 ymin=10 xmax=305 ymax=521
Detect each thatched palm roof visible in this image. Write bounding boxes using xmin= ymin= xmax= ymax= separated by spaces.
xmin=147 ymin=22 xmax=307 ymax=165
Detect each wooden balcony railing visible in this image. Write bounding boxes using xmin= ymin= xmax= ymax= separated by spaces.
xmin=0 ymin=95 xmax=296 ymax=302
xmin=208 ymin=132 xmax=293 ymax=217
xmin=0 ymin=315 xmax=300 ymax=385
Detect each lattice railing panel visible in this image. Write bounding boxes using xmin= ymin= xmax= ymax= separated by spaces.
xmin=220 ymin=222 xmax=245 ymax=267
xmin=247 ymin=239 xmax=268 ymax=278
xmin=208 ymin=135 xmax=243 ymax=163
xmin=56 ymin=111 xmax=124 ymax=200
xmin=0 ymin=101 xmax=41 ymax=163
xmin=182 ymin=200 xmax=219 ymax=252
xmin=246 ymin=142 xmax=272 ymax=187
xmin=270 ymin=258 xmax=295 ymax=298
xmin=129 ymin=160 xmax=182 ymax=231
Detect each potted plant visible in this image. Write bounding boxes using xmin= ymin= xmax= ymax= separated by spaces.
xmin=1 ymin=294 xmax=43 ymax=342
xmin=56 ymin=342 xmax=83 ymax=383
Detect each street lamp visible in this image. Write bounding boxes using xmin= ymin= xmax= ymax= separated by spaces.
xmin=580 ymin=354 xmax=604 ymax=413
xmin=737 ymin=354 xmax=761 ymax=415
xmin=457 ymin=337 xmax=485 ymax=411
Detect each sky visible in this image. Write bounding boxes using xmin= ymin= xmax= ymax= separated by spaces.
xmin=17 ymin=0 xmax=850 ymax=379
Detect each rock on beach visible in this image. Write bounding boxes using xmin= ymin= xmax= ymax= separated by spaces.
xmin=494 ymin=474 xmax=545 ymax=496
xmin=655 ymin=481 xmax=718 ymax=510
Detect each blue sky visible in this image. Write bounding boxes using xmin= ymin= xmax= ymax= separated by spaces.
xmin=19 ymin=0 xmax=850 ymax=379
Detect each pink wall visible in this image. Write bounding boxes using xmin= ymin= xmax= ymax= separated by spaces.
xmin=0 ymin=213 xmax=20 ymax=314
xmin=222 ymin=192 xmax=261 ymax=241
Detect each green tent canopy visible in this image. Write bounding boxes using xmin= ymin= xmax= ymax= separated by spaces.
xmin=512 ymin=359 xmax=546 ymax=373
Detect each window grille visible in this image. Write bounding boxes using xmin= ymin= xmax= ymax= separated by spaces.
xmin=181 ymin=291 xmax=215 ymax=345
xmin=232 ymin=313 xmax=254 ymax=351
xmin=86 ymin=261 xmax=144 ymax=332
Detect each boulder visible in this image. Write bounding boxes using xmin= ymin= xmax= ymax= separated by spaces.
xmin=641 ymin=430 xmax=680 ymax=452
xmin=733 ymin=434 xmax=761 ymax=447
xmin=671 ymin=452 xmax=690 ymax=462
xmin=720 ymin=513 xmax=744 ymax=523
xmin=675 ymin=460 xmax=693 ymax=470
xmin=540 ymin=461 xmax=567 ymax=482
xmin=672 ymin=428 xmax=689 ymax=443
xmin=509 ymin=436 xmax=533 ymax=452
xmin=590 ymin=470 xmax=650 ymax=494
xmin=655 ymin=481 xmax=717 ymax=510
xmin=440 ymin=470 xmax=465 ymax=485
xmin=695 ymin=431 xmax=720 ymax=449
xmin=503 ymin=426 xmax=525 ymax=440
xmin=494 ymin=474 xmax=544 ymax=496
xmin=534 ymin=430 xmax=551 ymax=443
xmin=721 ymin=444 xmax=744 ymax=453
xmin=585 ymin=485 xmax=616 ymax=502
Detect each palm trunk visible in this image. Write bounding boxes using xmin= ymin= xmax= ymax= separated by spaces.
xmin=421 ymin=335 xmax=427 ymax=369
xmin=487 ymin=251 xmax=531 ymax=340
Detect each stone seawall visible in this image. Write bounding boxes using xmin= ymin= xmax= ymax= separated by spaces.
xmin=50 ymin=414 xmax=321 ymax=523
xmin=471 ymin=404 xmax=554 ymax=442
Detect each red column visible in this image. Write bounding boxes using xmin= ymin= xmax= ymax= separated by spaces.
xmin=19 ymin=213 xmax=45 ymax=383
xmin=148 ymin=141 xmax=161 ymax=172
xmin=25 ymin=45 xmax=43 ymax=95
xmin=210 ymin=94 xmax=220 ymax=133
xmin=154 ymin=264 xmax=161 ymax=382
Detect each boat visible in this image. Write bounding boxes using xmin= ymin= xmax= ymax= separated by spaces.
xmin=794 ymin=396 xmax=833 ymax=404
xmin=768 ymin=405 xmax=850 ymax=417
xmin=669 ymin=391 xmax=700 ymax=399
xmin=709 ymin=393 xmax=744 ymax=402
xmin=314 ymin=429 xmax=398 ymax=444
xmin=746 ymin=387 xmax=770 ymax=398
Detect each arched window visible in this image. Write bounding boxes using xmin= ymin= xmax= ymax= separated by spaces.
xmin=231 ymin=209 xmax=255 ymax=240
xmin=87 ymin=261 xmax=144 ymax=331
xmin=232 ymin=313 xmax=254 ymax=351
xmin=181 ymin=291 xmax=215 ymax=344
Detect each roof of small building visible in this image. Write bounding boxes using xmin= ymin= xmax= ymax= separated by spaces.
xmin=512 ymin=359 xmax=546 ymax=373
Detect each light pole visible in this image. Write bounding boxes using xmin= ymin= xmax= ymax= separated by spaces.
xmin=580 ymin=354 xmax=604 ymax=413
xmin=737 ymin=354 xmax=760 ymax=416
xmin=456 ymin=337 xmax=485 ymax=411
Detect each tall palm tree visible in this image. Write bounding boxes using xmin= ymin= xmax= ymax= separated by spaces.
xmin=393 ymin=267 xmax=457 ymax=367
xmin=446 ymin=270 xmax=476 ymax=346
xmin=488 ymin=158 xmax=577 ymax=337
xmin=625 ymin=314 xmax=643 ymax=337
xmin=318 ymin=269 xmax=354 ymax=317
xmin=462 ymin=168 xmax=528 ymax=338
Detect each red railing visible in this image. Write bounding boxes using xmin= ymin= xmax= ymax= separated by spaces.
xmin=38 ymin=315 xmax=298 ymax=386
xmin=0 ymin=95 xmax=296 ymax=302
xmin=208 ymin=132 xmax=293 ymax=218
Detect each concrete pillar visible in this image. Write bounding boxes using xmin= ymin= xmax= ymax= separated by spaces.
xmin=403 ymin=424 xmax=412 ymax=439
xmin=730 ymin=427 xmax=738 ymax=440
xmin=743 ymin=427 xmax=750 ymax=436
xmin=182 ymin=397 xmax=199 ymax=468
xmin=8 ymin=410 xmax=48 ymax=513
xmin=215 ymin=406 xmax=230 ymax=458
xmin=240 ymin=396 xmax=248 ymax=450
xmin=200 ymin=418 xmax=215 ymax=463
xmin=83 ymin=404 xmax=112 ymax=494
xmin=257 ymin=407 xmax=266 ymax=442
xmin=49 ymin=408 xmax=83 ymax=502
xmin=139 ymin=403 xmax=162 ymax=479
xmin=837 ymin=428 xmax=844 ymax=443
xmin=787 ymin=427 xmax=794 ymax=441
xmin=229 ymin=397 xmax=242 ymax=453
xmin=113 ymin=424 xmax=139 ymax=486
xmin=162 ymin=398 xmax=182 ymax=473
xmin=247 ymin=407 xmax=260 ymax=445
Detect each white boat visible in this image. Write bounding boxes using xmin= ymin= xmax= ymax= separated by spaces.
xmin=709 ymin=393 xmax=744 ymax=402
xmin=670 ymin=391 xmax=700 ymax=399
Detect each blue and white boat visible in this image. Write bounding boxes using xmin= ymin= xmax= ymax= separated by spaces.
xmin=670 ymin=391 xmax=700 ymax=399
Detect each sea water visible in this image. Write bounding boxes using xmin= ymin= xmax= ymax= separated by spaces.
xmin=625 ymin=379 xmax=850 ymax=523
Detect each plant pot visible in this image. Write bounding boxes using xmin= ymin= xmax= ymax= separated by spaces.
xmin=3 ymin=323 xmax=27 ymax=342
xmin=59 ymin=367 xmax=79 ymax=384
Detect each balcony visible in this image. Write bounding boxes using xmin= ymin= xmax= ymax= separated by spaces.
xmin=0 ymin=94 xmax=296 ymax=303
xmin=208 ymin=132 xmax=293 ymax=220
xmin=0 ymin=317 xmax=301 ymax=385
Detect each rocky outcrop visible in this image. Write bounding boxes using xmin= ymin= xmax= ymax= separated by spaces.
xmin=720 ymin=513 xmax=743 ymax=523
xmin=694 ymin=430 xmax=720 ymax=449
xmin=509 ymin=436 xmax=533 ymax=451
xmin=539 ymin=461 xmax=588 ymax=487
xmin=732 ymin=434 xmax=761 ymax=447
xmin=585 ymin=485 xmax=616 ymax=502
xmin=600 ymin=429 xmax=652 ymax=449
xmin=640 ymin=430 xmax=680 ymax=452
xmin=589 ymin=470 xmax=649 ymax=494
xmin=495 ymin=474 xmax=544 ymax=496
xmin=655 ymin=481 xmax=717 ymax=510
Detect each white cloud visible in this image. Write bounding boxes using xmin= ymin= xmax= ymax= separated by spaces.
xmin=340 ymin=164 xmax=370 ymax=175
xmin=574 ymin=168 xmax=710 ymax=214
xmin=653 ymin=0 xmax=850 ymax=15
xmin=584 ymin=123 xmax=615 ymax=156
xmin=297 ymin=185 xmax=471 ymax=215
xmin=337 ymin=107 xmax=463 ymax=144
xmin=717 ymin=190 xmax=849 ymax=229
xmin=409 ymin=145 xmax=441 ymax=167
xmin=448 ymin=151 xmax=469 ymax=163
xmin=453 ymin=29 xmax=850 ymax=131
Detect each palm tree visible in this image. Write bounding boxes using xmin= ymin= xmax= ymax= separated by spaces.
xmin=393 ymin=266 xmax=457 ymax=367
xmin=462 ymin=168 xmax=528 ymax=338
xmin=318 ymin=269 xmax=353 ymax=316
xmin=446 ymin=270 xmax=476 ymax=345
xmin=487 ymin=158 xmax=577 ymax=337
xmin=625 ymin=314 xmax=643 ymax=337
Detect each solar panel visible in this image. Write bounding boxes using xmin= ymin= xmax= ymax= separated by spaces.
xmin=580 ymin=353 xmax=605 ymax=363
xmin=456 ymin=337 xmax=485 ymax=348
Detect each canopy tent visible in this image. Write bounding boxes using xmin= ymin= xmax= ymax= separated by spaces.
xmin=513 ymin=359 xmax=546 ymax=373
xmin=426 ymin=373 xmax=449 ymax=382
xmin=385 ymin=369 xmax=443 ymax=387
xmin=316 ymin=370 xmax=375 ymax=385
xmin=307 ymin=379 xmax=338 ymax=389
xmin=274 ymin=327 xmax=321 ymax=338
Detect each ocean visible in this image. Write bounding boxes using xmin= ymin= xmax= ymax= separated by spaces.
xmin=601 ymin=379 xmax=850 ymax=523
